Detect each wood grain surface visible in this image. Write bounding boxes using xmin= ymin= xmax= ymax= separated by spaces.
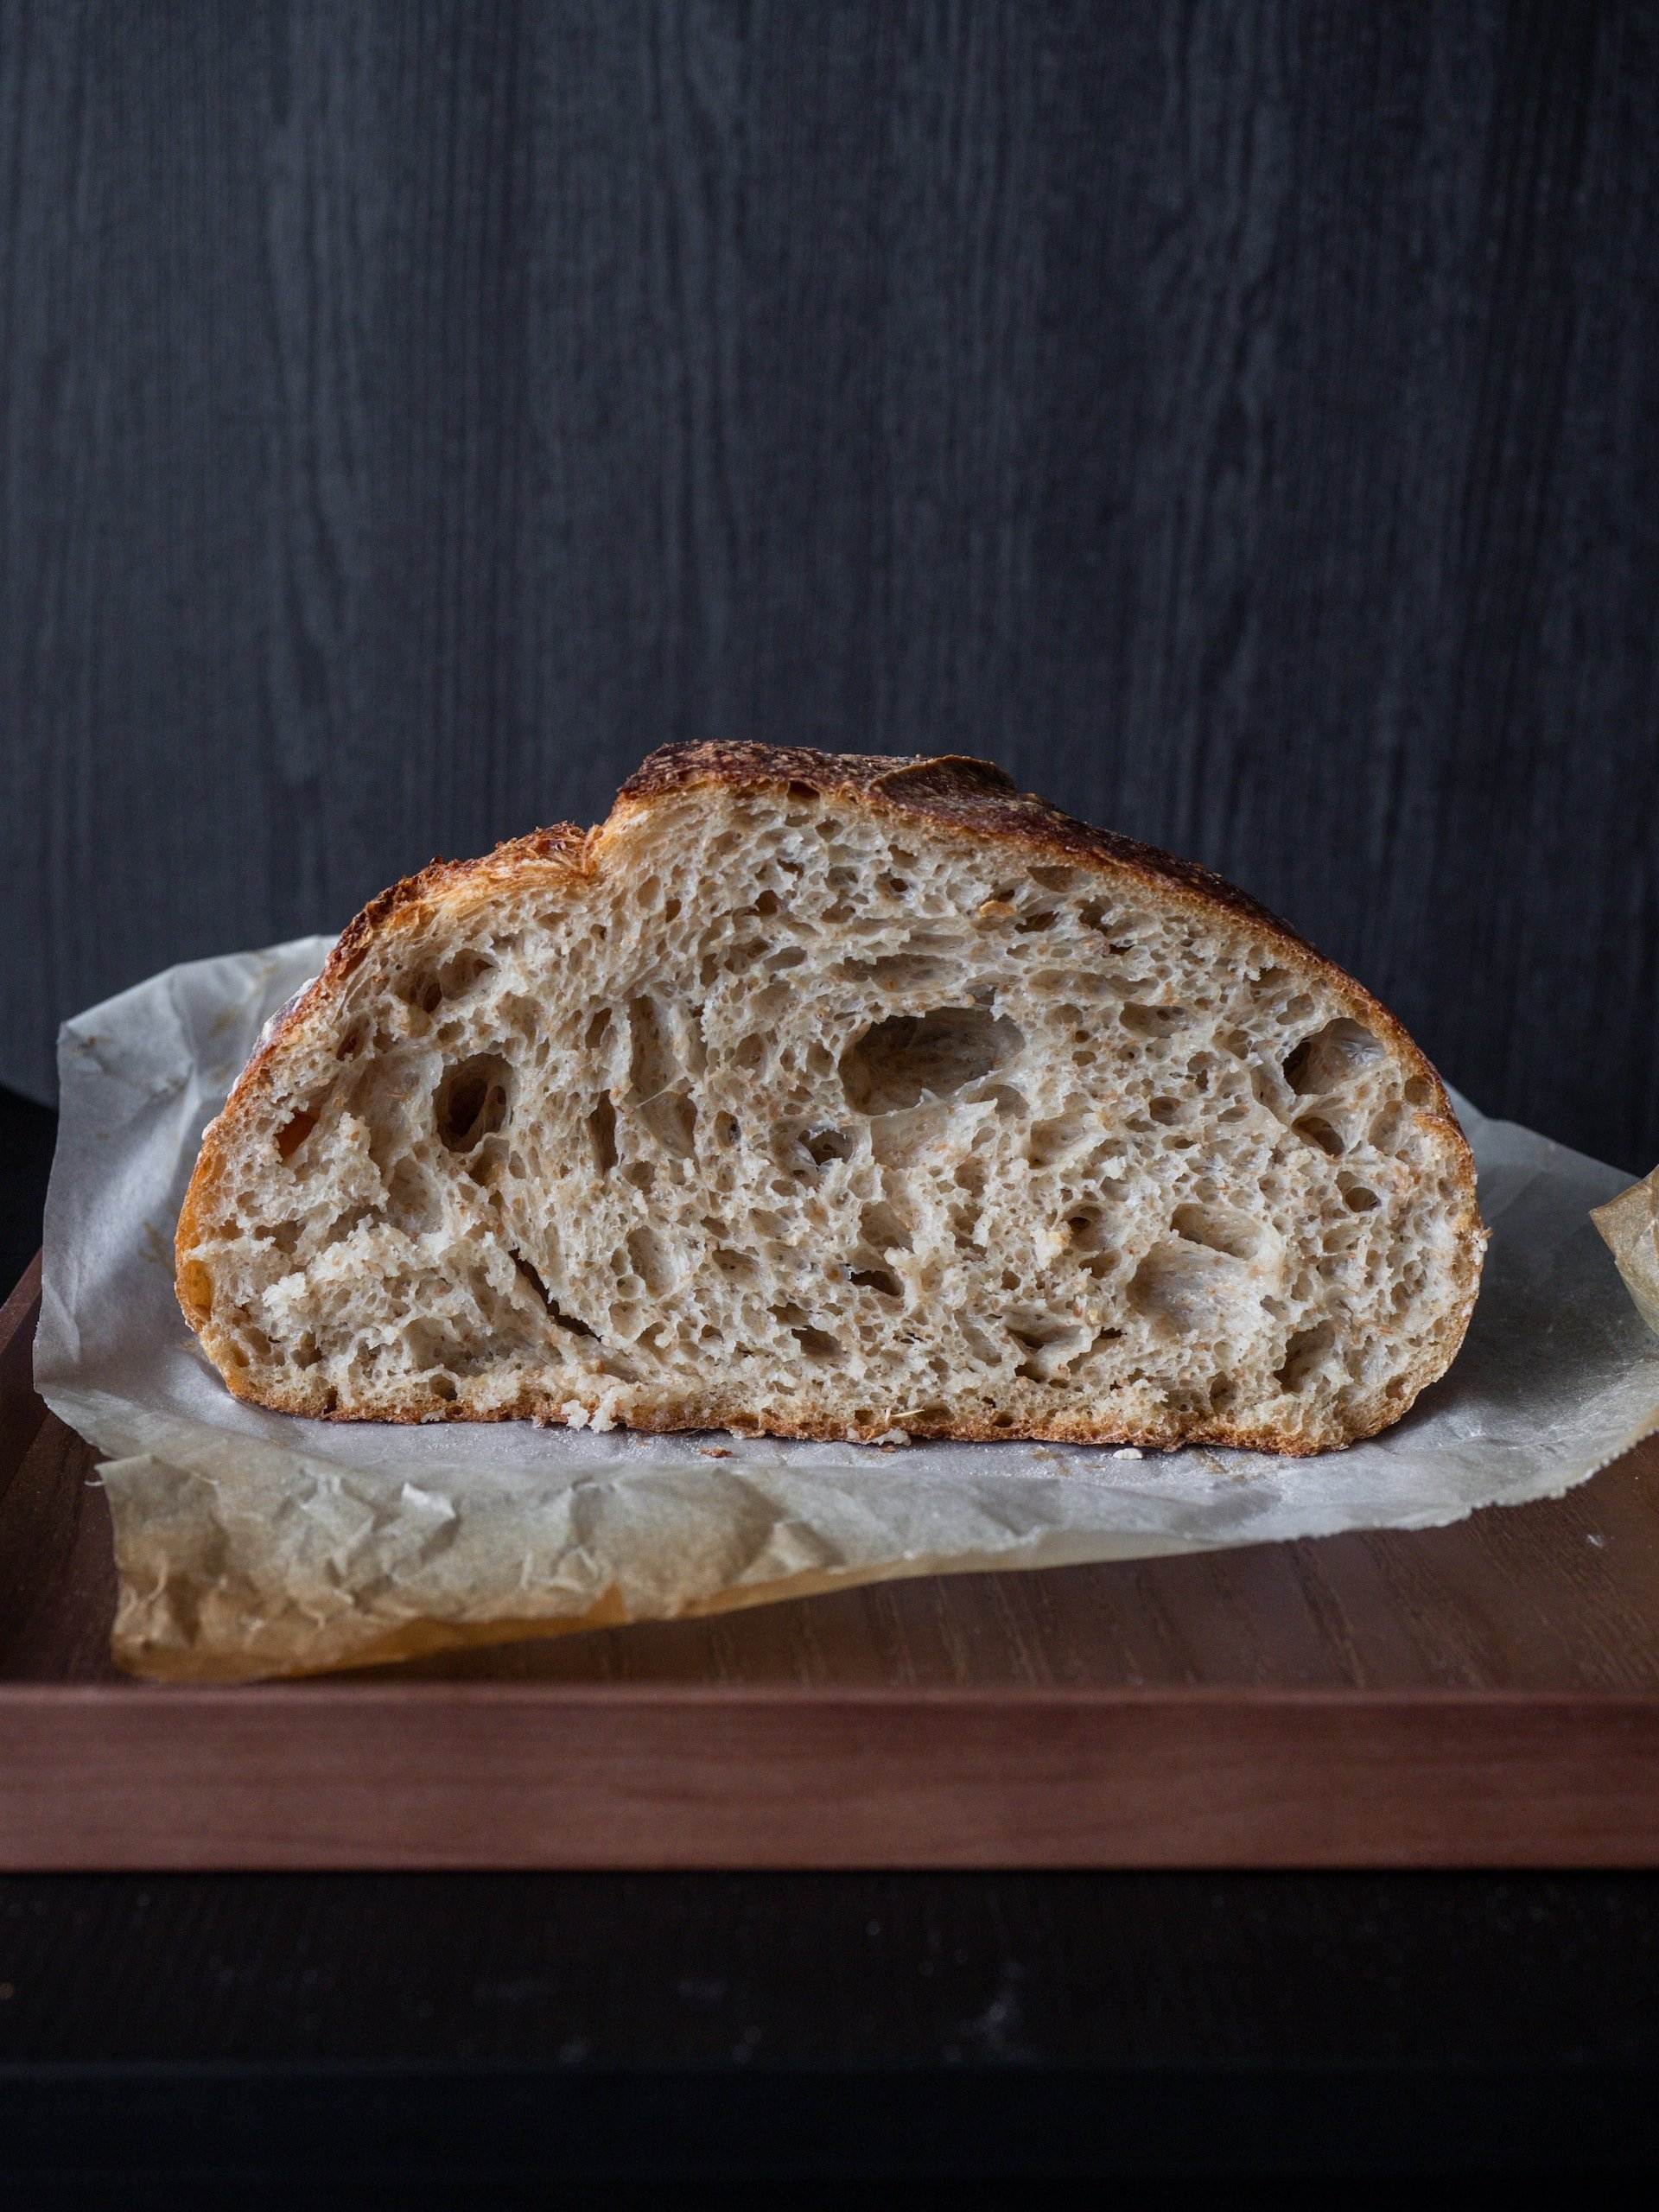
xmin=6 ymin=1255 xmax=1659 ymax=1870
xmin=2 ymin=2 xmax=1656 ymax=1173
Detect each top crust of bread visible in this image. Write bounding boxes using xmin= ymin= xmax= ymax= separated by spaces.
xmin=177 ymin=744 xmax=1485 ymax=1453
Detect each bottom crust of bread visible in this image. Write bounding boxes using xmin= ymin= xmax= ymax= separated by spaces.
xmin=213 ymin=1324 xmax=1477 ymax=1458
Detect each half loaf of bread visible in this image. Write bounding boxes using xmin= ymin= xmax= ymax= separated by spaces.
xmin=176 ymin=744 xmax=1484 ymax=1452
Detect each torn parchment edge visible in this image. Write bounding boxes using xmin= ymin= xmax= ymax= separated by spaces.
xmin=1594 ymin=1167 xmax=1659 ymax=1339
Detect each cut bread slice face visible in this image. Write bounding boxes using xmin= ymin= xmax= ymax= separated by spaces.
xmin=176 ymin=744 xmax=1485 ymax=1453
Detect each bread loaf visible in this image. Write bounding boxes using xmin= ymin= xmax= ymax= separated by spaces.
xmin=175 ymin=744 xmax=1485 ymax=1452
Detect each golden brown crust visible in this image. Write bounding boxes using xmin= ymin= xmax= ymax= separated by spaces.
xmin=178 ymin=744 xmax=1485 ymax=1451
xmin=613 ymin=742 xmax=1441 ymax=1103
xmin=173 ymin=823 xmax=589 ymax=1326
xmin=206 ymin=1370 xmax=1458 ymax=1459
xmin=617 ymin=742 xmax=1314 ymax=951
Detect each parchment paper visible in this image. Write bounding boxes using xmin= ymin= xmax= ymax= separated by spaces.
xmin=1594 ymin=1166 xmax=1659 ymax=1338
xmin=33 ymin=938 xmax=1659 ymax=1682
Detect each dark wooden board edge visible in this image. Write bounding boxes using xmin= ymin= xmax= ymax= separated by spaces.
xmin=7 ymin=1255 xmax=1659 ymax=1870
xmin=3 ymin=1682 xmax=1659 ymax=1870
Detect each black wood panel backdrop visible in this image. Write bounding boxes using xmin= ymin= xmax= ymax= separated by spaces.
xmin=2 ymin=0 xmax=1656 ymax=1167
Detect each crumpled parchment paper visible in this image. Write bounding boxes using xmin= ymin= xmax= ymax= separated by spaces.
xmin=1594 ymin=1167 xmax=1659 ymax=1339
xmin=32 ymin=938 xmax=1659 ymax=1682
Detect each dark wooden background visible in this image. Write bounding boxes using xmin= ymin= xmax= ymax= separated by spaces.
xmin=3 ymin=0 xmax=1656 ymax=1171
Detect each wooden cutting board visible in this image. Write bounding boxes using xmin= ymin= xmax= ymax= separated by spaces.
xmin=3 ymin=1254 xmax=1657 ymax=1869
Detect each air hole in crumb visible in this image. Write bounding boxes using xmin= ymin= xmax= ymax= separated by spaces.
xmin=1277 ymin=1324 xmax=1334 ymax=1392
xmin=435 ymin=949 xmax=495 ymax=1001
xmin=859 ymin=1200 xmax=912 ymax=1255
xmin=1171 ymin=1202 xmax=1262 ymax=1262
xmin=1293 ymin=1113 xmax=1344 ymax=1159
xmin=982 ymin=1083 xmax=1030 ymax=1120
xmin=386 ymin=1158 xmax=440 ymax=1235
xmin=1128 ymin=1244 xmax=1233 ymax=1334
xmin=588 ymin=1095 xmax=618 ymax=1173
xmin=435 ymin=1056 xmax=511 ymax=1152
xmin=841 ymin=1007 xmax=1023 ymax=1115
xmin=1007 ymin=1316 xmax=1091 ymax=1382
xmin=1121 ymin=1002 xmax=1181 ymax=1037
xmin=321 ymin=1201 xmax=377 ymax=1248
xmin=1403 ymin=1074 xmax=1433 ymax=1106
xmin=626 ymin=994 xmax=679 ymax=1096
xmin=626 ymin=1225 xmax=674 ymax=1297
xmin=640 ymin=1090 xmax=697 ymax=1157
xmin=276 ymin=1103 xmax=321 ymax=1160
xmin=803 ymin=1127 xmax=852 ymax=1166
xmin=1066 ymin=1210 xmax=1118 ymax=1279
xmin=1283 ymin=1017 xmax=1383 ymax=1096
xmin=840 ymin=951 xmax=957 ymax=990
xmin=549 ymin=1295 xmax=596 ymax=1339
xmin=1028 ymin=1110 xmax=1094 ymax=1169
xmin=850 ymin=1266 xmax=901 ymax=1298
xmin=1248 ymin=1063 xmax=1285 ymax=1114
xmin=509 ymin=1245 xmax=556 ymax=1313
xmin=790 ymin=1325 xmax=841 ymax=1362
xmin=1341 ymin=1180 xmax=1380 ymax=1212
xmin=1368 ymin=1104 xmax=1407 ymax=1149
xmin=429 ymin=1376 xmax=458 ymax=1403
xmin=1078 ymin=899 xmax=1127 ymax=938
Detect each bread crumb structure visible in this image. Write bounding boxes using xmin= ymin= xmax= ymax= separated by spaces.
xmin=175 ymin=746 xmax=1485 ymax=1454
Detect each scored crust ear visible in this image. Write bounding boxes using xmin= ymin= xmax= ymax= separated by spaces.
xmin=176 ymin=744 xmax=1484 ymax=1452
